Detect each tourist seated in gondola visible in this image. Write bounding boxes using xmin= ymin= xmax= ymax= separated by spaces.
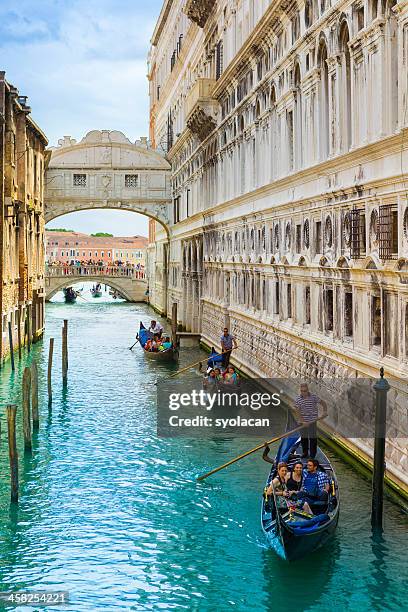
xmin=223 ymin=365 xmax=238 ymax=384
xmin=297 ymin=458 xmax=330 ymax=507
xmin=213 ymin=367 xmax=223 ymax=381
xmin=146 ymin=335 xmax=161 ymax=352
xmin=203 ymin=369 xmax=217 ymax=388
xmin=266 ymin=462 xmax=289 ymax=512
xmin=263 ymin=454 xmax=312 ymax=515
xmin=158 ymin=336 xmax=172 ymax=351
xmin=286 ymin=461 xmax=304 ymax=493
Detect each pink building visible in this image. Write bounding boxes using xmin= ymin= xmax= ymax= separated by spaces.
xmin=46 ymin=231 xmax=148 ymax=266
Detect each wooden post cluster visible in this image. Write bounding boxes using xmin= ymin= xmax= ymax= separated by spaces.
xmin=48 ymin=337 xmax=54 ymax=402
xmin=22 ymin=366 xmax=32 ymax=452
xmin=7 ymin=405 xmax=19 ymax=502
xmin=62 ymin=320 xmax=68 ymax=384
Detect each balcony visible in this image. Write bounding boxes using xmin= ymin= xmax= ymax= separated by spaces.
xmin=184 ymin=0 xmax=216 ymax=28
xmin=185 ymin=78 xmax=218 ymax=141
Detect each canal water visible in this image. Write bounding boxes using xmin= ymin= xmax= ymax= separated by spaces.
xmin=0 ymin=293 xmax=406 ymax=611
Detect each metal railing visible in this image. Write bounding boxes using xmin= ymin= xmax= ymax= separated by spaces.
xmin=45 ymin=264 xmax=146 ymax=280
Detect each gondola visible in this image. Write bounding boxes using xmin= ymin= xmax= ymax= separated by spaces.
xmin=63 ymin=287 xmax=79 ymax=303
xmin=91 ymin=284 xmax=102 ymax=298
xmin=261 ymin=433 xmax=339 ymax=561
xmin=207 ymin=348 xmax=224 ymax=369
xmin=138 ymin=322 xmax=177 ymax=362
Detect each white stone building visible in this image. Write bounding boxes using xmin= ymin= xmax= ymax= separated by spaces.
xmin=148 ymin=0 xmax=408 ymax=492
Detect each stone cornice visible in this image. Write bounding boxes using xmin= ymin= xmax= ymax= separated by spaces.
xmin=151 ymin=0 xmax=175 ymax=46
xmin=175 ymin=129 xmax=408 ymax=225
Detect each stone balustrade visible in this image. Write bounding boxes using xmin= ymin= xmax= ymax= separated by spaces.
xmin=45 ymin=264 xmax=146 ymax=281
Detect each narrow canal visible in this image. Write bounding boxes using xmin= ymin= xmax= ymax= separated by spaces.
xmin=0 ymin=293 xmax=406 ymax=611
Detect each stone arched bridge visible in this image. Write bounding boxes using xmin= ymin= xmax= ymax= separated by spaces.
xmin=45 ymin=265 xmax=148 ymax=303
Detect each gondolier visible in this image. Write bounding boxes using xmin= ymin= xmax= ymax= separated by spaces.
xmin=220 ymin=327 xmax=237 ymax=368
xmin=149 ymin=320 xmax=163 ymax=337
xmin=294 ymin=383 xmax=327 ymax=458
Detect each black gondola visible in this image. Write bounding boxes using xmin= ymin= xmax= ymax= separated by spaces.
xmin=63 ymin=287 xmax=79 ymax=303
xmin=261 ymin=433 xmax=339 ymax=561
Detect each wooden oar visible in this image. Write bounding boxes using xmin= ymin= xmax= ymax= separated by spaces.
xmin=169 ymin=347 xmax=236 ymax=379
xmin=196 ymin=415 xmax=327 ymax=481
xmin=129 ymin=335 xmax=139 ymax=350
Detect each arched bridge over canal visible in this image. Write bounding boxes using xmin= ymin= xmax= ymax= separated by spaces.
xmin=45 ymin=265 xmax=148 ymax=302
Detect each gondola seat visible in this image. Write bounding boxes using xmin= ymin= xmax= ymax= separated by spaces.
xmin=288 ymin=514 xmax=330 ymax=535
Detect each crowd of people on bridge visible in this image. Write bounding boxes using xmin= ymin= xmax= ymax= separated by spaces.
xmin=46 ymin=260 xmax=145 ymax=278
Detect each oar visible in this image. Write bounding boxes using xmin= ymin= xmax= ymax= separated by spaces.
xmin=169 ymin=346 xmax=236 ymax=379
xmin=196 ymin=415 xmax=327 ymax=481
xmin=129 ymin=335 xmax=139 ymax=350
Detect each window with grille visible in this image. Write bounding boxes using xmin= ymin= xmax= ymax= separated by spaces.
xmin=216 ymin=41 xmax=224 ymax=80
xmin=305 ymin=286 xmax=311 ymax=324
xmin=73 ymin=174 xmax=86 ymax=187
xmin=315 ymin=220 xmax=322 ymax=253
xmin=350 ymin=207 xmax=366 ymax=259
xmin=379 ymin=204 xmax=398 ymax=260
xmin=125 ymin=174 xmax=139 ymax=188
xmin=167 ymin=113 xmax=174 ymax=150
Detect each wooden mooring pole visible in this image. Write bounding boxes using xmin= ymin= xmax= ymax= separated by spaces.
xmin=17 ymin=307 xmax=22 ymax=359
xmin=48 ymin=337 xmax=54 ymax=402
xmin=22 ymin=366 xmax=32 ymax=452
xmin=7 ymin=405 xmax=18 ymax=503
xmin=171 ymin=302 xmax=178 ymax=349
xmin=31 ymin=360 xmax=39 ymax=430
xmin=26 ymin=306 xmax=31 ymax=353
xmin=62 ymin=320 xmax=68 ymax=385
xmin=8 ymin=320 xmax=15 ymax=371
xmin=371 ymin=367 xmax=390 ymax=529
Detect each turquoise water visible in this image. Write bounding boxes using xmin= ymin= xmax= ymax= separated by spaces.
xmin=0 ymin=298 xmax=406 ymax=611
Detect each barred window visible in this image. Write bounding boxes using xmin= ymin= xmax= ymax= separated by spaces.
xmin=73 ymin=174 xmax=86 ymax=187
xmin=125 ymin=174 xmax=139 ymax=188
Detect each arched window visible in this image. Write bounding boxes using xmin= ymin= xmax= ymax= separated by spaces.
xmin=339 ymin=22 xmax=352 ymax=151
xmin=318 ymin=40 xmax=329 ymax=159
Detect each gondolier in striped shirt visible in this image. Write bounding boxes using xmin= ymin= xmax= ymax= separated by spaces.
xmin=220 ymin=327 xmax=237 ymax=368
xmin=294 ymin=383 xmax=327 ymax=458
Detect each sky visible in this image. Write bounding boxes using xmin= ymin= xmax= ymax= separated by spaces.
xmin=0 ymin=0 xmax=164 ymax=236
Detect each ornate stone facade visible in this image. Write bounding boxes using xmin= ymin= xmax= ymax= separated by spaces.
xmin=148 ymin=1 xmax=408 ymax=491
xmin=0 ymin=72 xmax=48 ymax=361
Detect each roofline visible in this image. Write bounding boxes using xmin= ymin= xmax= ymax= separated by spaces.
xmin=27 ymin=115 xmax=49 ymax=146
xmin=151 ymin=0 xmax=174 ymax=46
xmin=0 ymin=71 xmax=48 ymax=145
